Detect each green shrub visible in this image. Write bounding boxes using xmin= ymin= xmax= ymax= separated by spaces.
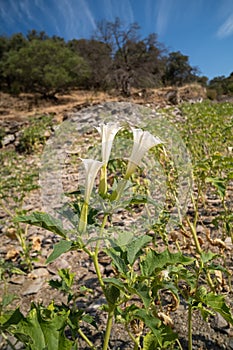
xmin=17 ymin=114 xmax=53 ymax=153
xmin=0 ymin=127 xmax=6 ymax=146
xmin=206 ymin=88 xmax=217 ymax=100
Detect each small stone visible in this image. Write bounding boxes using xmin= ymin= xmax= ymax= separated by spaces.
xmin=225 ymin=237 xmax=233 ymax=249
xmin=89 ymin=262 xmax=104 ymax=274
xmin=10 ymin=275 xmax=25 ymax=285
xmin=44 ymin=130 xmax=51 ymax=138
xmin=210 ymin=313 xmax=229 ymax=333
xmin=229 ymin=338 xmax=233 ymax=349
xmin=203 ymin=217 xmax=213 ymax=224
xmin=47 ymin=257 xmax=71 ymax=274
xmin=196 ymin=225 xmax=207 ymax=234
xmin=2 ymin=134 xmax=15 ymax=146
xmin=28 ymin=268 xmax=49 ymax=279
xmin=22 ymin=277 xmax=45 ymax=295
xmin=33 ymin=256 xmax=47 ymax=267
xmin=88 ymin=296 xmax=106 ymax=311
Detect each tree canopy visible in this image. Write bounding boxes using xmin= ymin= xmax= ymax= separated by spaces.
xmin=1 ymin=38 xmax=89 ymax=96
xmin=0 ymin=19 xmax=228 ymax=98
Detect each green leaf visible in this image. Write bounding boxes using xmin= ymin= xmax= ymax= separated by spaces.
xmin=197 ymin=303 xmax=214 ymax=321
xmin=106 ymin=249 xmax=128 ymax=275
xmin=204 ymin=292 xmax=233 ymax=325
xmin=140 ymin=249 xmax=194 ymax=276
xmin=200 ymin=251 xmax=219 ymax=264
xmin=127 ymin=235 xmax=152 ymax=265
xmin=103 ymin=277 xmax=125 ymax=292
xmin=46 ymin=240 xmax=73 ymax=264
xmin=112 ymin=230 xmax=134 ymax=248
xmin=143 ymin=332 xmax=158 ymax=350
xmin=49 ymin=268 xmax=75 ymax=293
xmin=105 ymin=285 xmax=120 ymax=305
xmin=140 ymin=317 xmax=177 ymax=349
xmin=10 ymin=304 xmax=73 ymax=350
xmin=11 ymin=308 xmax=46 ymax=349
xmin=134 ymin=309 xmax=162 ymax=346
xmin=1 ymin=308 xmax=24 ymax=329
xmin=207 ymin=264 xmax=229 ymax=273
xmin=205 ymin=177 xmax=226 ymax=199
xmin=169 ymin=265 xmax=196 ymax=291
xmin=1 ymin=294 xmax=18 ymax=308
xmin=128 ymin=195 xmax=148 ymax=205
xmin=81 ymin=313 xmax=98 ymax=329
xmin=140 ymin=250 xmax=157 ymax=276
xmin=134 ymin=282 xmax=151 ymax=309
xmin=15 ymin=212 xmax=67 ymax=238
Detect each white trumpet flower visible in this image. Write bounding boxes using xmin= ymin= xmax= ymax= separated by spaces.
xmin=125 ymin=128 xmax=163 ymax=179
xmin=96 ymin=122 xmax=122 ymax=195
xmin=111 ymin=128 xmax=163 ymax=201
xmin=96 ymin=122 xmax=122 ymax=164
xmin=78 ymin=158 xmax=103 ymax=233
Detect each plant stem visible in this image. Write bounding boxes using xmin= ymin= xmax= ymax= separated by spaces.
xmin=93 ymin=248 xmax=105 ymax=290
xmin=102 ymin=307 xmax=114 ymax=350
xmin=126 ymin=326 xmax=140 ymax=349
xmin=90 ymin=213 xmax=116 ymax=350
xmin=176 ymin=338 xmax=184 ymax=350
xmin=78 ymin=328 xmax=96 ymax=349
xmin=186 ymin=217 xmax=215 ymax=290
xmin=188 ymin=304 xmax=193 ymax=350
xmin=99 ymin=164 xmax=108 ymax=196
xmin=133 ymin=339 xmax=140 ymax=350
xmin=92 ymin=213 xmax=108 ymax=290
xmin=187 ymin=217 xmax=202 ymax=255
xmin=0 ymin=199 xmax=15 ymax=218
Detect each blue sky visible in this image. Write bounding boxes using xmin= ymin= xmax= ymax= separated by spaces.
xmin=0 ymin=0 xmax=233 ymax=80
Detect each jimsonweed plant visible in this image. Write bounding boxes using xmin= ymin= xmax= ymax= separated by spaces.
xmin=0 ymin=150 xmax=40 ymax=271
xmin=1 ymin=119 xmax=232 ymax=350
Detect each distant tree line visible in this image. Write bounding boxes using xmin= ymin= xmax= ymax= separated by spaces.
xmin=0 ymin=18 xmax=231 ymax=98
xmin=207 ymin=73 xmax=233 ymax=100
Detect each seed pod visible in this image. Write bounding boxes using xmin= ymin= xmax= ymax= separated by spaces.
xmin=196 ymin=286 xmax=207 ymax=301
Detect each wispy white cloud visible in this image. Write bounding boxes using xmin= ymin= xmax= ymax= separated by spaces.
xmin=100 ymin=0 xmax=134 ymax=26
xmin=155 ymin=0 xmax=174 ymax=36
xmin=56 ymin=0 xmax=97 ymax=39
xmin=217 ymin=13 xmax=233 ymax=38
xmin=80 ymin=0 xmax=97 ymax=30
xmin=1 ymin=0 xmax=135 ymax=39
xmin=19 ymin=0 xmax=34 ymax=21
xmin=0 ymin=1 xmax=15 ymax=26
xmin=119 ymin=0 xmax=134 ymax=25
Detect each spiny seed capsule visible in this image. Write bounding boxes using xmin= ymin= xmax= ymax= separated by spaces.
xmin=196 ymin=286 xmax=207 ymax=300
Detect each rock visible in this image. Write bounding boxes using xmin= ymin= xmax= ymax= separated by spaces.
xmin=88 ymin=296 xmax=106 ymax=311
xmin=28 ymin=268 xmax=49 ymax=279
xmin=0 ymin=335 xmax=23 ymax=350
xmin=229 ymin=338 xmax=233 ymax=349
xmin=196 ymin=225 xmax=207 ymax=234
xmin=166 ymin=89 xmax=181 ymax=105
xmin=2 ymin=134 xmax=15 ymax=147
xmin=89 ymin=261 xmax=104 ymax=275
xmin=21 ymin=277 xmax=46 ymax=295
xmin=47 ymin=257 xmax=71 ymax=274
xmin=33 ymin=256 xmax=47 ymax=267
xmin=210 ymin=312 xmax=230 ymax=334
xmin=225 ymin=237 xmax=233 ymax=249
xmin=44 ymin=130 xmax=51 ymax=138
xmin=10 ymin=275 xmax=25 ymax=285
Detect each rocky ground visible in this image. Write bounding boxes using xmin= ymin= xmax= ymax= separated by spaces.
xmin=0 ymin=89 xmax=233 ymax=349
